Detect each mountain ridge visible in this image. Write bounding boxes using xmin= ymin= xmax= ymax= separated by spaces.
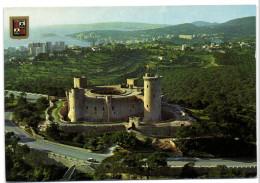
xmin=66 ymin=16 xmax=256 ymax=43
xmin=191 ymin=21 xmax=219 ymax=26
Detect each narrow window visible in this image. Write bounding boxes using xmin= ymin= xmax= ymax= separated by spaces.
xmin=112 ymin=106 xmax=114 ymax=111
xmin=147 ymin=105 xmax=148 ymax=108
xmin=147 ymin=85 xmax=149 ymax=88
xmin=103 ymin=107 xmax=105 ymax=111
xmin=95 ymin=107 xmax=97 ymax=111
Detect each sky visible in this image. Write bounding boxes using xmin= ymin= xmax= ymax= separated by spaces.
xmin=3 ymin=5 xmax=256 ymax=27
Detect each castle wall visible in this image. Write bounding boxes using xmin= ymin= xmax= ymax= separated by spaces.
xmin=84 ymin=97 xmax=107 ymax=122
xmin=109 ymin=96 xmax=143 ymax=122
xmin=83 ymin=95 xmax=144 ymax=122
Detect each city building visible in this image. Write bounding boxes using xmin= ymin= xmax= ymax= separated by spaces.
xmin=19 ymin=46 xmax=27 ymax=52
xmin=179 ymin=35 xmax=193 ymax=40
xmin=27 ymin=41 xmax=67 ymax=56
xmin=7 ymin=47 xmax=16 ymax=53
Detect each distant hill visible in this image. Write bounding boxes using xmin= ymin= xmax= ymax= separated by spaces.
xmin=67 ymin=16 xmax=256 ymax=43
xmin=212 ymin=16 xmax=256 ymax=40
xmin=41 ymin=33 xmax=58 ymax=37
xmin=192 ymin=21 xmax=219 ymax=26
xmin=54 ymin=22 xmax=170 ymax=30
xmin=39 ymin=22 xmax=170 ymax=35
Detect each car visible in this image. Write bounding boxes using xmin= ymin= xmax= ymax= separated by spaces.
xmin=87 ymin=158 xmax=96 ymax=162
xmin=87 ymin=158 xmax=99 ymax=163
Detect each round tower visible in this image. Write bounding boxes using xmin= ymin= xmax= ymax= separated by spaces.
xmin=142 ymin=73 xmax=162 ymax=122
xmin=68 ymin=88 xmax=85 ymax=122
xmin=74 ymin=76 xmax=87 ymax=89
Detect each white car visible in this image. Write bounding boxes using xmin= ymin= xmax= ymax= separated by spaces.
xmin=87 ymin=158 xmax=97 ymax=162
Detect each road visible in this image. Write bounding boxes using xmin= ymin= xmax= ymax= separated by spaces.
xmin=5 ymin=112 xmax=108 ymax=162
xmin=167 ymin=157 xmax=257 ymax=167
xmin=5 ymin=90 xmax=48 ymax=103
xmin=4 ymin=90 xmax=257 ymax=167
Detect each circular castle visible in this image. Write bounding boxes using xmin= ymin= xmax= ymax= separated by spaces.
xmin=62 ymin=73 xmax=195 ymax=137
xmin=66 ymin=73 xmax=162 ymax=123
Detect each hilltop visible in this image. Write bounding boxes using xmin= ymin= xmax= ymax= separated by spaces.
xmin=191 ymin=21 xmax=219 ymax=26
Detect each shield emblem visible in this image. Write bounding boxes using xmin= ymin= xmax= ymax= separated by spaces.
xmin=10 ymin=16 xmax=29 ymax=39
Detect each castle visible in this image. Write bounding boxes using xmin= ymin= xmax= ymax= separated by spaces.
xmin=66 ymin=73 xmax=162 ymax=123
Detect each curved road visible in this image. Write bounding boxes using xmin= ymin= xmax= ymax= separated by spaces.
xmin=5 ymin=112 xmax=108 ymax=162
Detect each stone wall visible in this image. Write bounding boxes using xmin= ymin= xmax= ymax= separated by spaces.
xmin=60 ymin=124 xmax=125 ymax=134
xmin=84 ymin=96 xmax=106 ymax=122
xmin=136 ymin=124 xmax=178 ymax=138
xmin=110 ymin=96 xmax=143 ymax=122
xmin=59 ymin=102 xmax=69 ymax=122
xmin=75 ymin=95 xmax=144 ymax=122
xmin=45 ymin=100 xmax=55 ymax=125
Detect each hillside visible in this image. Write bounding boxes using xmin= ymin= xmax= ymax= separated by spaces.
xmin=67 ymin=16 xmax=256 ymax=43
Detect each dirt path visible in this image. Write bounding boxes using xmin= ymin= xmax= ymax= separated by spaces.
xmin=210 ymin=57 xmax=219 ymax=66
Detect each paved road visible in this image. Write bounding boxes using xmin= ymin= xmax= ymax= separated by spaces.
xmin=5 ymin=90 xmax=47 ymax=103
xmin=5 ymin=112 xmax=108 ymax=162
xmin=167 ymin=157 xmax=257 ymax=167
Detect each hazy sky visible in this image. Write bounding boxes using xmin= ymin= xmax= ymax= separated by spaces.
xmin=4 ymin=5 xmax=256 ymax=27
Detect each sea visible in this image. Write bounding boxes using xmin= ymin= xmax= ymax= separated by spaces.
xmin=4 ymin=27 xmax=91 ymax=49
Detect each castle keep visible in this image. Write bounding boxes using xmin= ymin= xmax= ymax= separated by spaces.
xmin=67 ymin=73 xmax=162 ymax=123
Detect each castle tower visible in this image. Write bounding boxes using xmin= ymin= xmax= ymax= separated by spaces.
xmin=142 ymin=73 xmax=162 ymax=122
xmin=68 ymin=88 xmax=85 ymax=122
xmin=74 ymin=76 xmax=87 ymax=89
